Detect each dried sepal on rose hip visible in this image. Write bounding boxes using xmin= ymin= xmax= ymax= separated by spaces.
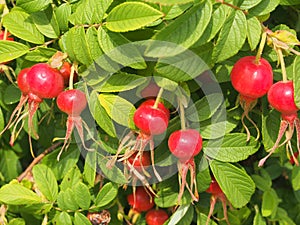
xmin=259 ymin=80 xmax=300 ymax=166
xmin=87 ymin=210 xmax=111 ymax=225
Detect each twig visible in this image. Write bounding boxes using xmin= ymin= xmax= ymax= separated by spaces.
xmin=17 ymin=142 xmax=62 ymax=182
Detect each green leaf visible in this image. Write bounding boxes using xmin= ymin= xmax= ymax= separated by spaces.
xmin=246 ymin=16 xmax=262 ymax=51
xmin=88 ymin=90 xmax=116 ymax=137
xmin=74 ymin=183 xmax=91 ymax=210
xmin=143 ymin=0 xmax=193 ymax=5
xmin=41 ymin=146 xmax=80 ymax=180
xmin=248 ymin=0 xmax=280 ymax=16
xmin=193 ymin=4 xmax=228 ymax=47
xmin=32 ymin=164 xmax=58 ymax=202
xmin=83 ymin=151 xmax=97 ymax=187
xmin=0 ymin=41 xmax=29 ymax=63
xmin=24 ymin=47 xmax=57 ymax=62
xmin=240 ymin=0 xmax=263 ymax=9
xmin=146 ymin=1 xmax=212 ymax=57
xmin=55 ymin=3 xmax=71 ymax=32
xmin=98 ymin=93 xmax=136 ymax=129
xmin=86 ymin=27 xmax=103 ymax=61
xmin=203 ymin=133 xmax=260 ymax=163
xmin=0 ymin=107 xmax=3 ymax=132
xmin=74 ymin=212 xmax=92 ymax=225
xmin=95 ymin=182 xmax=118 ymax=208
xmin=56 ymin=211 xmax=72 ymax=225
xmin=69 ymin=0 xmax=112 ymax=25
xmin=197 ymin=213 xmax=218 ymax=225
xmin=98 ymin=72 xmax=147 ymax=92
xmin=253 ymin=205 xmax=266 ymax=225
xmin=57 ymin=188 xmax=79 ymax=211
xmin=60 ymin=166 xmax=82 ymax=190
xmin=8 ymin=218 xmax=25 ymax=225
xmin=163 ymin=3 xmax=193 ymax=20
xmin=199 ymin=119 xmax=237 ymax=140
xmin=186 ymin=93 xmax=224 ymax=122
xmin=0 ymin=183 xmax=43 ymax=205
xmin=280 ymin=0 xmax=300 ymax=5
xmin=292 ymin=166 xmax=300 ymax=191
xmin=106 ymin=2 xmax=163 ymax=32
xmin=3 ymin=9 xmax=44 ymax=44
xmin=61 ymin=27 xmax=93 ymax=66
xmin=98 ymin=27 xmax=146 ymax=69
xmin=212 ymin=10 xmax=247 ymax=63
xmin=155 ymin=49 xmax=210 ymax=82
xmin=0 ymin=150 xmax=21 ymax=182
xmin=262 ymin=188 xmax=279 ymax=217
xmin=168 ymin=204 xmax=193 ymax=225
xmin=31 ymin=6 xmax=60 ymax=39
xmin=251 ymin=174 xmax=272 ymax=192
xmin=16 ymin=0 xmax=51 ymax=13
xmin=3 ymin=84 xmax=21 ymax=104
xmin=293 ymin=56 xmax=300 ymax=108
xmin=210 ymin=161 xmax=255 ymax=208
xmin=98 ymin=155 xmax=127 ymax=185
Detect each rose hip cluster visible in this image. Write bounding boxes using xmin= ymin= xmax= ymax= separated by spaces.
xmin=0 ymin=60 xmax=89 ymax=159
xmin=127 ymin=187 xmax=169 ymax=225
xmin=231 ymin=56 xmax=300 ymax=166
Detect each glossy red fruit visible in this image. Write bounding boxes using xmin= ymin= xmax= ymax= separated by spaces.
xmin=139 ymin=99 xmax=170 ymax=119
xmin=145 ymin=209 xmax=169 ymax=225
xmin=231 ymin=56 xmax=273 ymax=100
xmin=59 ymin=61 xmax=78 ymax=85
xmin=267 ymin=81 xmax=298 ymax=119
xmin=168 ymin=129 xmax=203 ymax=162
xmin=26 ymin=63 xmax=64 ymax=100
xmin=127 ymin=187 xmax=154 ymax=212
xmin=127 ymin=151 xmax=151 ymax=172
xmin=133 ymin=100 xmax=169 ymax=135
xmin=56 ymin=89 xmax=87 ymax=116
xmin=206 ymin=178 xmax=223 ymax=196
xmin=17 ymin=68 xmax=31 ymax=95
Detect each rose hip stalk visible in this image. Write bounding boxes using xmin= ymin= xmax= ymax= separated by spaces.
xmin=205 ymin=178 xmax=230 ymax=225
xmin=56 ymin=89 xmax=99 ymax=160
xmin=168 ymin=128 xmax=202 ymax=203
xmin=107 ymin=94 xmax=169 ymax=188
xmin=0 ymin=63 xmax=64 ymax=153
xmin=259 ymin=80 xmax=300 ymax=166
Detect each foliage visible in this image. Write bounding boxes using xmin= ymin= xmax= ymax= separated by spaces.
xmin=0 ymin=0 xmax=300 ymax=225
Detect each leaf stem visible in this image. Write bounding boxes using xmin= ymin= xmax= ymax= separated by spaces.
xmin=278 ymin=48 xmax=288 ymax=82
xmin=69 ymin=62 xmax=77 ymax=90
xmin=153 ymin=87 xmax=164 ymax=109
xmin=255 ymin=31 xmax=267 ymax=64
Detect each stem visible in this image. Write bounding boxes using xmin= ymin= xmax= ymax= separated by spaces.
xmin=255 ymin=31 xmax=267 ymax=64
xmin=179 ymin=99 xmax=186 ymax=130
xmin=153 ymin=87 xmax=164 ymax=108
xmin=69 ymin=62 xmax=77 ymax=90
xmin=216 ymin=0 xmax=247 ymax=14
xmin=277 ymin=48 xmax=288 ymax=82
xmin=17 ymin=142 xmax=62 ymax=182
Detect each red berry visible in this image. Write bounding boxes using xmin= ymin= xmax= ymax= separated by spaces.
xmin=231 ymin=56 xmax=273 ymax=100
xmin=26 ymin=63 xmax=64 ymax=100
xmin=168 ymin=129 xmax=202 ymax=163
xmin=145 ymin=209 xmax=169 ymax=225
xmin=139 ymin=99 xmax=170 ymax=119
xmin=17 ymin=68 xmax=31 ymax=95
xmin=133 ymin=100 xmax=169 ymax=135
xmin=127 ymin=187 xmax=154 ymax=212
xmin=59 ymin=61 xmax=78 ymax=85
xmin=56 ymin=89 xmax=87 ymax=116
xmin=0 ymin=30 xmax=14 ymax=42
xmin=206 ymin=178 xmax=223 ymax=196
xmin=267 ymin=81 xmax=298 ymax=118
xmin=127 ymin=151 xmax=151 ymax=172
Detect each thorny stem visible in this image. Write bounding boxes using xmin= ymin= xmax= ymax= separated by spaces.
xmin=255 ymin=31 xmax=267 ymax=64
xmin=153 ymin=87 xmax=164 ymax=109
xmin=277 ymin=48 xmax=288 ymax=82
xmin=17 ymin=142 xmax=62 ymax=182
